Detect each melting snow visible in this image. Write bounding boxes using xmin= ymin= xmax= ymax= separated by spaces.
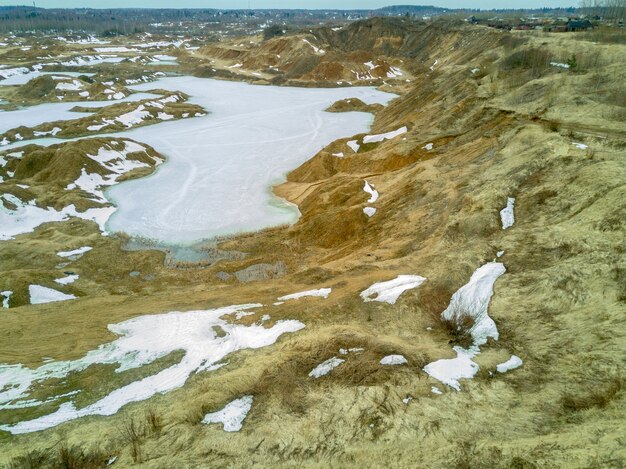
xmin=332 ymin=152 xmax=344 ymax=158
xmin=360 ymin=275 xmax=427 ymax=304
xmin=54 ymin=274 xmax=79 ymax=285
xmin=431 ymin=386 xmax=443 ymax=395
xmin=277 ymin=288 xmax=331 ymax=301
xmin=572 ymin=142 xmax=588 ymax=150
xmin=0 ymin=304 xmax=304 ymax=434
xmin=363 ymin=181 xmax=379 ymax=203
xmin=55 ymin=80 xmax=83 ymax=91
xmin=309 ymin=357 xmax=344 ymax=378
xmin=1 ymin=290 xmax=12 ymax=308
xmin=379 ymin=355 xmax=408 ymax=365
xmin=202 ymin=395 xmax=253 ymax=432
xmin=423 ymin=262 xmax=507 ymax=390
xmin=363 ymin=207 xmax=377 ymax=217
xmin=57 ymin=246 xmax=92 ymax=258
xmin=550 ymin=62 xmax=570 ymax=69
xmin=423 ymin=143 xmax=433 ymax=151
xmin=500 ymin=197 xmax=515 ymax=230
xmin=362 ymin=126 xmax=407 ymax=144
xmin=496 ymin=355 xmax=523 ymax=373
xmin=29 ymin=285 xmax=77 ymax=304
xmin=347 ymin=140 xmax=360 ymax=153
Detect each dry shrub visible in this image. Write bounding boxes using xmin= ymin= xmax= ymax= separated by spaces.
xmin=118 ymin=417 xmax=144 ymax=463
xmin=8 ymin=444 xmax=109 ymax=469
xmin=501 ymin=48 xmax=551 ymax=77
xmin=418 ymin=281 xmax=454 ymax=326
xmin=145 ymin=407 xmax=163 ymax=434
xmin=561 ymin=376 xmax=622 ymax=412
xmin=251 ymin=329 xmax=427 ymax=414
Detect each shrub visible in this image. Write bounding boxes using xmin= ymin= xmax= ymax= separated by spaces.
xmin=501 ymin=48 xmax=551 ymax=77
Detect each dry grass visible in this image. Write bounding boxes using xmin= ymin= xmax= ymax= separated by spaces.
xmin=1 ymin=19 xmax=625 ymax=469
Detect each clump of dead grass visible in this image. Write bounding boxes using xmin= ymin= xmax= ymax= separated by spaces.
xmin=561 ymin=375 xmax=623 ymax=412
xmin=7 ymin=444 xmax=110 ymax=469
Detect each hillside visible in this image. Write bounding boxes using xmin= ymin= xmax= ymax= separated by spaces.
xmin=0 ymin=17 xmax=624 ymax=468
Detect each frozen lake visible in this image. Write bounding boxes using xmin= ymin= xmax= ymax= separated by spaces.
xmin=105 ymin=77 xmax=395 ymax=244
xmin=2 ymin=76 xmax=396 ymax=244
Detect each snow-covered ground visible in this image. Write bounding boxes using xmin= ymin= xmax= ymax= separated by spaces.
xmin=0 ymin=304 xmax=304 ymax=434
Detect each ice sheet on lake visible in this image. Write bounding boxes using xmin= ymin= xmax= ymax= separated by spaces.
xmin=1 ymin=78 xmax=394 ymax=244
xmin=202 ymin=395 xmax=253 ymax=432
xmin=277 ymin=288 xmax=331 ymax=301
xmin=101 ymin=77 xmax=395 ymax=244
xmin=0 ymin=303 xmax=304 ymax=434
xmin=360 ymin=275 xmax=427 ymax=304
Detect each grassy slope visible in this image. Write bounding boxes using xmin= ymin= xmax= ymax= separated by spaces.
xmin=0 ymin=20 xmax=625 ymax=468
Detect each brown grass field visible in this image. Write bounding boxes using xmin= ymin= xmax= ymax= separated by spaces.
xmin=0 ymin=18 xmax=624 ymax=468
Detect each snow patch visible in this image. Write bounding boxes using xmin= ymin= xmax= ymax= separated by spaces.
xmin=29 ymin=285 xmax=77 ymax=304
xmin=379 ymin=355 xmax=408 ymax=365
xmin=496 ymin=355 xmax=523 ymax=373
xmin=309 ymin=357 xmax=344 ymax=378
xmin=202 ymin=395 xmax=253 ymax=432
xmin=277 ymin=288 xmax=331 ymax=301
xmin=363 ymin=181 xmax=379 ymax=203
xmin=347 ymin=140 xmax=360 ymax=153
xmin=362 ymin=126 xmax=407 ymax=144
xmin=500 ymin=197 xmax=515 ymax=230
xmin=423 ymin=262 xmax=507 ymax=390
xmin=360 ymin=275 xmax=426 ymax=304
xmin=1 ymin=290 xmax=12 ymax=308
xmin=57 ymin=246 xmax=92 ymax=258
xmin=363 ymin=207 xmax=377 ymax=217
xmin=55 ymin=274 xmax=79 ymax=285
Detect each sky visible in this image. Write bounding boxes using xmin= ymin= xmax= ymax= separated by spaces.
xmin=0 ymin=1 xmax=578 ymax=10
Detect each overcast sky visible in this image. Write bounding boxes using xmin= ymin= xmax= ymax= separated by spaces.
xmin=0 ymin=1 xmax=578 ymax=10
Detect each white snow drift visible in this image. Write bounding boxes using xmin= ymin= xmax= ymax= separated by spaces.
xmin=29 ymin=285 xmax=77 ymax=304
xmin=360 ymin=275 xmax=427 ymax=304
xmin=277 ymin=288 xmax=331 ymax=301
xmin=202 ymin=395 xmax=254 ymax=432
xmin=423 ymin=262 xmax=507 ymax=391
xmin=500 ymin=197 xmax=515 ymax=229
xmin=309 ymin=357 xmax=345 ymax=378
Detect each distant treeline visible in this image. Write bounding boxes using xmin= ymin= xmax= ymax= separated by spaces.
xmin=0 ymin=7 xmax=362 ymax=35
xmin=0 ymin=5 xmax=623 ymax=36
